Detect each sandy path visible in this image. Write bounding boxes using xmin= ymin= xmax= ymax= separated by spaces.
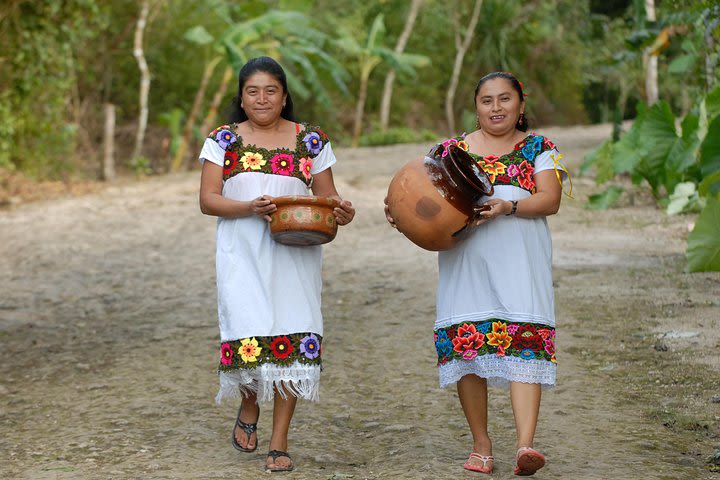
xmin=1 ymin=124 xmax=718 ymax=479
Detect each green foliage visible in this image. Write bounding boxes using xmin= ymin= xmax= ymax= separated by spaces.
xmin=359 ymin=127 xmax=437 ymax=147
xmin=687 ymin=196 xmax=720 ymax=272
xmin=586 ymin=185 xmax=625 ymax=210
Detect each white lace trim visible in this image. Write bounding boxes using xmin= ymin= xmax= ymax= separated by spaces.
xmin=216 ymin=361 xmax=321 ymax=404
xmin=438 ymin=356 xmax=556 ymax=389
xmin=435 ymin=311 xmax=555 ymax=330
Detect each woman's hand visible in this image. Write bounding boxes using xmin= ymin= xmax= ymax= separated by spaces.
xmin=383 ymin=197 xmax=397 ymax=229
xmin=251 ymin=195 xmax=277 ymax=222
xmin=334 ymin=200 xmax=355 ymax=226
xmin=472 ymin=199 xmax=511 ymax=226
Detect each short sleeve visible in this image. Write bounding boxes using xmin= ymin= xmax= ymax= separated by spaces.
xmin=198 ymin=138 xmax=225 ymax=167
xmin=310 ymin=141 xmax=337 ymax=174
xmin=534 ymin=147 xmax=567 ymax=182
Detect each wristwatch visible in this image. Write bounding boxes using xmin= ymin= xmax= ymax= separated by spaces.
xmin=506 ymin=200 xmax=518 ymax=216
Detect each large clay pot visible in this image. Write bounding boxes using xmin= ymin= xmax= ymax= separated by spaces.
xmin=270 ymin=195 xmax=341 ymax=246
xmin=386 ymin=144 xmax=494 ymax=251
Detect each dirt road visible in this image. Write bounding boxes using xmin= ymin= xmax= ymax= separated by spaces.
xmin=1 ymin=124 xmax=719 ymax=479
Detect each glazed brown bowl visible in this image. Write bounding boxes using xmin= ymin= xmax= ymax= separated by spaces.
xmin=269 ymin=195 xmax=341 ymax=246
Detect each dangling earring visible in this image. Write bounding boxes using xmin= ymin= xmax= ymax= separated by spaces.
xmin=475 ymin=116 xmax=480 ymax=129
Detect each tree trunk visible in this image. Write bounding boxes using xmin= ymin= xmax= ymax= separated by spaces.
xmin=103 ymin=103 xmax=116 ymax=181
xmin=351 ymin=70 xmax=371 ymax=148
xmin=445 ymin=0 xmax=483 ymax=135
xmin=131 ymin=0 xmax=151 ymax=163
xmin=197 ymin=66 xmax=235 ymax=149
xmin=643 ymin=0 xmax=658 ymax=105
xmin=379 ymin=0 xmax=423 ymax=131
xmin=170 ymin=56 xmax=221 ymax=172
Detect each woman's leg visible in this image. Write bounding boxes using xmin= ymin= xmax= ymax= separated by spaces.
xmin=457 ymin=374 xmax=492 ymax=456
xmin=234 ymin=392 xmax=259 ymax=450
xmin=266 ymin=386 xmax=298 ymax=470
xmin=509 ymin=382 xmax=541 ymax=448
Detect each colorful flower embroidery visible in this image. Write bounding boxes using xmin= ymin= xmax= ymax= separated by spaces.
xmin=218 ymin=332 xmax=323 ymax=372
xmin=303 ymin=132 xmax=323 ymax=155
xmin=451 ymin=323 xmax=486 ymax=356
xmin=479 ymin=156 xmax=507 ymax=183
xmin=442 ymin=134 xmax=555 ymax=194
xmin=223 ymin=151 xmax=238 ymax=174
xmin=440 ymin=138 xmax=458 ymax=157
xmin=270 ymin=153 xmax=295 ymax=176
xmin=239 ymin=337 xmax=262 ymax=363
xmin=208 ymin=124 xmax=327 ymax=186
xmin=299 ymin=334 xmax=320 ymax=359
xmin=299 ymin=157 xmax=313 ymax=180
xmin=269 ymin=335 xmax=294 ymax=359
xmin=216 ymin=129 xmax=237 ymax=149
xmin=457 ymin=140 xmax=469 ymax=152
xmin=220 ymin=342 xmax=234 ymax=365
xmin=240 ymin=151 xmax=265 ymax=170
xmin=434 ymin=319 xmax=556 ymax=366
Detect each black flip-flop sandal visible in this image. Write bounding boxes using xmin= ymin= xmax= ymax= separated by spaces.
xmin=266 ymin=450 xmax=294 ymax=472
xmin=231 ymin=405 xmax=258 ymax=453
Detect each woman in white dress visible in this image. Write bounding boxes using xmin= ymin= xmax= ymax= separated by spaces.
xmin=199 ymin=56 xmax=354 ymax=473
xmin=387 ymin=72 xmax=565 ymax=476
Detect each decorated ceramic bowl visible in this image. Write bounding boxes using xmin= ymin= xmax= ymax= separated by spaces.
xmin=269 ymin=195 xmax=341 ymax=246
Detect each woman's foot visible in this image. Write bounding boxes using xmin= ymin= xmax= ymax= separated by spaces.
xmin=231 ymin=402 xmax=259 ymax=452
xmin=266 ymin=450 xmax=294 ymax=472
xmin=514 ymin=447 xmax=545 ymax=476
xmin=463 ymin=452 xmax=494 ymax=473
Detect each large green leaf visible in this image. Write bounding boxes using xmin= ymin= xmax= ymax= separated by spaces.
xmin=184 ymin=26 xmax=214 ymax=45
xmin=699 ymin=115 xmax=720 ymax=177
xmin=704 ymin=84 xmax=720 ymax=121
xmin=611 ymin=111 xmax=647 ymax=174
xmin=580 ymin=139 xmax=614 ymax=183
xmin=634 ymin=101 xmax=679 ymax=194
xmin=687 ymin=196 xmax=720 ymax=272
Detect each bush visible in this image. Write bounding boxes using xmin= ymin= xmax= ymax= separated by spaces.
xmin=359 ymin=127 xmax=438 ymax=147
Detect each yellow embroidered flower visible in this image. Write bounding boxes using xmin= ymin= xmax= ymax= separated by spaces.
xmin=241 ymin=152 xmax=266 ymax=170
xmin=238 ymin=337 xmax=261 ymax=363
xmin=479 ymin=160 xmax=507 ymax=183
xmin=456 ymin=140 xmax=469 ymax=151
xmin=486 ymin=321 xmax=512 ymax=350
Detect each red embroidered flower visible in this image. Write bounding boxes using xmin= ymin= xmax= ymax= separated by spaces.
xmin=270 ymin=153 xmax=295 ymax=176
xmin=511 ymin=324 xmax=544 ymax=351
xmin=517 ymin=160 xmax=535 ymax=190
xmin=542 ymin=137 xmax=556 ymax=150
xmin=451 ymin=323 xmax=485 ymax=353
xmin=483 ymin=155 xmax=500 ymax=164
xmin=223 ymin=151 xmax=239 ymax=174
xmin=496 ymin=174 xmax=511 ymax=184
xmin=269 ymin=336 xmax=294 ymax=359
xmin=220 ymin=342 xmax=234 ymax=365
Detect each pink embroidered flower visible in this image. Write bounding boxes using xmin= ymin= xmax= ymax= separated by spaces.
xmin=299 ymin=157 xmax=312 ymax=180
xmin=507 ymin=164 xmax=520 ymax=178
xmin=270 ymin=153 xmax=295 ymax=176
xmin=537 ymin=328 xmax=554 ymax=340
xmin=507 ymin=324 xmax=520 ymax=335
xmin=220 ymin=342 xmax=234 ymax=365
xmin=462 ymin=349 xmax=478 ymax=360
xmin=441 ymin=138 xmax=458 ymax=157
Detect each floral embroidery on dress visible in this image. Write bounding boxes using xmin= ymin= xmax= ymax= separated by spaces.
xmin=445 ymin=133 xmax=556 ymax=194
xmin=208 ymin=123 xmax=329 ymax=186
xmin=434 ymin=319 xmax=556 ymax=365
xmin=218 ymin=332 xmax=323 ymax=372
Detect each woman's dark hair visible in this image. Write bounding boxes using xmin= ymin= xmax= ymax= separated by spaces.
xmin=473 ymin=71 xmax=528 ymax=132
xmin=227 ymin=56 xmax=298 ymax=123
